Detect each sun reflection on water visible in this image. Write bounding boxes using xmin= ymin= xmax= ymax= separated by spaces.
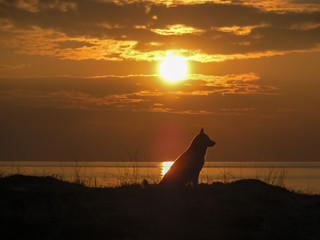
xmin=160 ymin=161 xmax=174 ymax=177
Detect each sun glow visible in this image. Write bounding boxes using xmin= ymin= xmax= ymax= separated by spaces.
xmin=159 ymin=55 xmax=188 ymax=82
xmin=161 ymin=161 xmax=174 ymax=176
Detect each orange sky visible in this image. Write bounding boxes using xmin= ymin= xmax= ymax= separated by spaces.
xmin=0 ymin=0 xmax=320 ymax=162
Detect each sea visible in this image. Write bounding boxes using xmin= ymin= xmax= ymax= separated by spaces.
xmin=1 ymin=161 xmax=319 ymax=194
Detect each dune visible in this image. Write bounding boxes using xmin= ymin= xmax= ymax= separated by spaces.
xmin=0 ymin=175 xmax=319 ymax=240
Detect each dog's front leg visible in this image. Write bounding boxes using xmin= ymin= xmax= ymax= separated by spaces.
xmin=192 ymin=174 xmax=199 ymax=187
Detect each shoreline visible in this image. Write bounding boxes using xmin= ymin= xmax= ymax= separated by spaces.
xmin=1 ymin=161 xmax=320 ymax=194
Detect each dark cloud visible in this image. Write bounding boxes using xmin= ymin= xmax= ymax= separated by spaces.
xmin=57 ymin=40 xmax=95 ymax=49
xmin=3 ymin=1 xmax=319 ymax=29
xmin=1 ymin=0 xmax=320 ymax=57
xmin=291 ymin=0 xmax=320 ymax=4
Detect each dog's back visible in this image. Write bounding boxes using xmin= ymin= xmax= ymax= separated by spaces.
xmin=159 ymin=129 xmax=215 ymax=188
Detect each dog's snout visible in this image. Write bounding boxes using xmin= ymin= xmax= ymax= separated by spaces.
xmin=209 ymin=140 xmax=215 ymax=147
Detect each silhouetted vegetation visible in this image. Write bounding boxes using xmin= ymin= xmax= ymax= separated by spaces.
xmin=0 ymin=175 xmax=319 ymax=240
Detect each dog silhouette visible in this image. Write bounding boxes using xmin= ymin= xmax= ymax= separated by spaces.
xmin=159 ymin=129 xmax=215 ymax=188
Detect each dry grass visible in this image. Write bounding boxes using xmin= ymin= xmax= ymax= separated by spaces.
xmin=261 ymin=167 xmax=288 ymax=187
xmin=0 ymin=160 xmax=289 ymax=189
xmin=200 ymin=163 xmax=288 ymax=188
xmin=116 ymin=150 xmax=141 ymax=185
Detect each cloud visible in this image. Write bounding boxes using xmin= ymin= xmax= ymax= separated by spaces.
xmin=229 ymin=0 xmax=320 ymax=12
xmin=0 ymin=89 xmax=145 ymax=110
xmin=12 ymin=0 xmax=77 ymax=13
xmin=1 ymin=21 xmax=319 ymax=63
xmin=1 ymin=0 xmax=320 ymax=63
xmin=0 ymin=73 xmax=278 ymax=114
xmin=0 ymin=63 xmax=27 ymax=70
xmin=57 ymin=40 xmax=95 ymax=49
xmin=151 ymin=24 xmax=204 ymax=35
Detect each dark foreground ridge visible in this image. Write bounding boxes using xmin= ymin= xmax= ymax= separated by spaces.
xmin=1 ymin=175 xmax=319 ymax=240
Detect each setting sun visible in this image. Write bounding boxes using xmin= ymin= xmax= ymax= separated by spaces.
xmin=160 ymin=161 xmax=174 ymax=176
xmin=159 ymin=55 xmax=188 ymax=82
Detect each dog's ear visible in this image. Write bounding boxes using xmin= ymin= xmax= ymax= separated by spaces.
xmin=200 ymin=128 xmax=204 ymax=134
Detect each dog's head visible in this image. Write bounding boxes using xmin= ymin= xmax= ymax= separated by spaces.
xmin=198 ymin=128 xmax=215 ymax=147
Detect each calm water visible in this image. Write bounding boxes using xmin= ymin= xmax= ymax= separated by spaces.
xmin=1 ymin=161 xmax=320 ymax=194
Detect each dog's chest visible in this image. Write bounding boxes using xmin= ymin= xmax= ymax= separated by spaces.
xmin=189 ymin=155 xmax=205 ymax=170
